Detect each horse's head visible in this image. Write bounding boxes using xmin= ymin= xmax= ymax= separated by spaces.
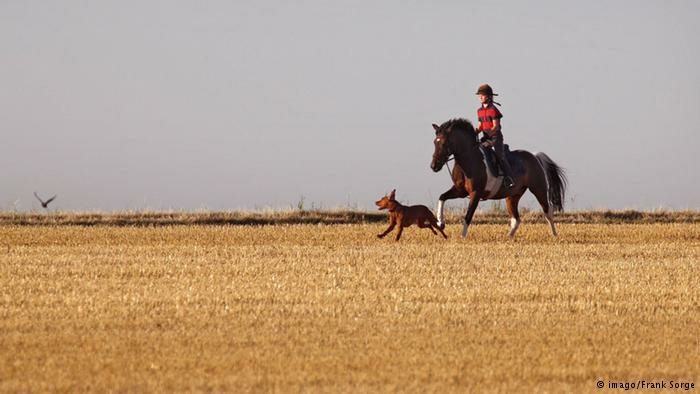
xmin=430 ymin=119 xmax=478 ymax=172
xmin=430 ymin=123 xmax=451 ymax=172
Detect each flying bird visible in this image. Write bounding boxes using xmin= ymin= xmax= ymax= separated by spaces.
xmin=34 ymin=192 xmax=57 ymax=209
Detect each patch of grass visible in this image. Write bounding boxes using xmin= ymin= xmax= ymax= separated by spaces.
xmin=1 ymin=223 xmax=698 ymax=391
xmin=1 ymin=209 xmax=699 ymax=226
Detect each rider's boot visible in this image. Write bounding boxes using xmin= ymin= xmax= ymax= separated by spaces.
xmin=498 ymin=157 xmax=516 ymax=189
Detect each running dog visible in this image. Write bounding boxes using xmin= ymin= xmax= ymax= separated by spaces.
xmin=375 ymin=189 xmax=448 ymax=241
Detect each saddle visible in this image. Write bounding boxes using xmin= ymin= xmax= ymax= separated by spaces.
xmin=478 ymin=144 xmax=521 ymax=177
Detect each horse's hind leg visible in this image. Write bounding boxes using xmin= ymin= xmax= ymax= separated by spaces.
xmin=545 ymin=207 xmax=557 ymax=236
xmin=506 ymin=193 xmax=523 ymax=238
xmin=530 ymin=183 xmax=557 ymax=237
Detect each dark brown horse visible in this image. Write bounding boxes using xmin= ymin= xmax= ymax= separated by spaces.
xmin=430 ymin=118 xmax=567 ymax=238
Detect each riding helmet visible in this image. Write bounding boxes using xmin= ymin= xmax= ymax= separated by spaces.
xmin=475 ymin=84 xmax=498 ymax=96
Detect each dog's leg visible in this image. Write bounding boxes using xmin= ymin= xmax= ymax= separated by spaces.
xmin=435 ymin=224 xmax=448 ymax=239
xmin=419 ymin=218 xmax=438 ymax=235
xmin=377 ymin=223 xmax=395 ymax=238
xmin=417 ymin=219 xmax=430 ymax=229
xmin=395 ymin=226 xmax=404 ymax=241
xmin=428 ymin=214 xmax=446 ymax=238
xmin=377 ymin=218 xmax=396 ymax=238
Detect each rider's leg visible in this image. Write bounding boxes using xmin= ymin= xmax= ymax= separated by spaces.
xmin=493 ymin=134 xmax=515 ymax=187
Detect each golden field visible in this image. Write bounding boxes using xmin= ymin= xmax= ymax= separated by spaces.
xmin=1 ymin=219 xmax=699 ymax=392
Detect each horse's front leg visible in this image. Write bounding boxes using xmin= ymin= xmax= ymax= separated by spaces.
xmin=462 ymin=191 xmax=483 ymax=238
xmin=436 ymin=186 xmax=468 ymax=229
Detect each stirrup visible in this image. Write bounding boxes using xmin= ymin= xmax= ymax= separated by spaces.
xmin=504 ymin=176 xmax=515 ymax=188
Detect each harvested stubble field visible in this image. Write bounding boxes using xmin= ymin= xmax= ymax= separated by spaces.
xmin=1 ymin=213 xmax=699 ymax=392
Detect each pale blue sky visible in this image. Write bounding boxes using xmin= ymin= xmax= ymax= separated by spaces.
xmin=2 ymin=1 xmax=699 ymax=211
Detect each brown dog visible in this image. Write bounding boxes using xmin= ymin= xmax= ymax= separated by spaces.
xmin=375 ymin=189 xmax=448 ymax=241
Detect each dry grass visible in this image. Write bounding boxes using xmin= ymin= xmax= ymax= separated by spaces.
xmin=1 ymin=222 xmax=699 ymax=392
xmin=2 ymin=209 xmax=700 ymax=226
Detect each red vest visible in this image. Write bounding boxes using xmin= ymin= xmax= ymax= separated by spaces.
xmin=477 ymin=104 xmax=502 ymax=132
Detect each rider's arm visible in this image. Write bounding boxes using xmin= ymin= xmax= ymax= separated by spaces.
xmin=491 ymin=117 xmax=501 ymax=133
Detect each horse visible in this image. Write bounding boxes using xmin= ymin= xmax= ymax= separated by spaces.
xmin=430 ymin=118 xmax=567 ymax=238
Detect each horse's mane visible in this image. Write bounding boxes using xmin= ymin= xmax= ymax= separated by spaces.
xmin=441 ymin=118 xmax=475 ymax=134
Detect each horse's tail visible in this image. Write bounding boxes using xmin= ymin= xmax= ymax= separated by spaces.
xmin=535 ymin=152 xmax=567 ymax=212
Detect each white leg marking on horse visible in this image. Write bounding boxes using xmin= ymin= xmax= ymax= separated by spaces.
xmin=462 ymin=219 xmax=469 ymax=238
xmin=436 ymin=200 xmax=445 ymax=227
xmin=508 ymin=217 xmax=521 ymax=238
xmin=546 ymin=206 xmax=557 ymax=236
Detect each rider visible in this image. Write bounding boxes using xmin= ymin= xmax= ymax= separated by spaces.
xmin=475 ymin=84 xmax=515 ymax=188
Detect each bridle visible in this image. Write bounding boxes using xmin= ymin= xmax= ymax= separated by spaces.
xmin=435 ymin=123 xmax=480 ymax=180
xmin=436 ymin=131 xmax=454 ymax=179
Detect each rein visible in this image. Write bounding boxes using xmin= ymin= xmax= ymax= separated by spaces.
xmin=445 ymin=155 xmax=454 ymax=179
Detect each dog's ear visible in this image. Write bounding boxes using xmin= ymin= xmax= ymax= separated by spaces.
xmin=432 ymin=123 xmax=440 ymax=133
xmin=389 ymin=189 xmax=396 ymax=200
